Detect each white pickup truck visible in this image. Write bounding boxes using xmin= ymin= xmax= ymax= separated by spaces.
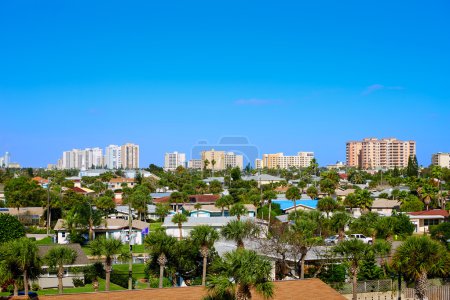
xmin=349 ymin=234 xmax=373 ymax=244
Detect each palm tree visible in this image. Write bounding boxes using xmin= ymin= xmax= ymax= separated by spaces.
xmin=44 ymin=246 xmax=78 ymax=294
xmin=203 ymin=159 xmax=210 ymax=179
xmin=263 ymin=190 xmax=277 ymax=228
xmin=207 ymin=249 xmax=274 ymax=300
xmin=215 ymin=195 xmax=234 ymax=216
xmin=0 ymin=242 xmax=22 ymax=296
xmin=229 ymin=203 xmax=248 ymax=221
xmin=190 ymin=225 xmax=219 ymax=286
xmin=170 ymin=191 xmax=187 ymax=213
xmin=145 ymin=229 xmax=177 ymax=288
xmin=286 ymin=186 xmax=301 ymax=215
xmin=211 ymin=159 xmax=216 ymax=177
xmin=330 ymin=211 xmax=352 ymax=241
xmin=171 ymin=213 xmax=188 ymax=240
xmin=392 ymin=236 xmax=450 ymax=300
xmin=355 ymin=189 xmax=373 ymax=213
xmin=221 ymin=220 xmax=259 ymax=249
xmin=12 ymin=237 xmax=42 ymax=296
xmin=306 ymin=186 xmax=318 ymax=200
xmin=373 ymin=240 xmax=391 ymax=276
xmin=89 ymin=237 xmax=123 ymax=291
xmin=317 ymin=196 xmax=339 ymax=218
xmin=334 ymin=239 xmax=372 ymax=300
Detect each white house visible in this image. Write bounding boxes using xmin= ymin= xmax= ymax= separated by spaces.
xmin=183 ymin=203 xmax=256 ymax=218
xmin=54 ymin=218 xmax=149 ymax=245
xmin=351 ymin=199 xmax=401 ymax=218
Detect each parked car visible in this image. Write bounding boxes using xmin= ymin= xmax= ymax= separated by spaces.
xmin=349 ymin=234 xmax=373 ymax=244
xmin=10 ymin=291 xmax=38 ymax=300
xmin=324 ymin=235 xmax=348 ymax=245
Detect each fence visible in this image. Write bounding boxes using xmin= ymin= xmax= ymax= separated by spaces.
xmin=331 ymin=279 xmax=450 ymax=300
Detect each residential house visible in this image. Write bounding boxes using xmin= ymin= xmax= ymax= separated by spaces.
xmin=183 ymin=203 xmax=256 ymax=218
xmin=54 ymin=218 xmax=149 ymax=245
xmin=0 ymin=207 xmax=45 ymax=226
xmin=154 ymin=194 xmax=220 ymax=212
xmin=108 ymin=178 xmax=136 ymax=190
xmin=407 ymin=210 xmax=449 ymax=234
xmin=242 ymin=174 xmax=284 ymax=186
xmin=37 ymin=244 xmax=89 ymax=289
xmin=351 ymin=199 xmax=401 ymax=218
xmin=71 ymin=187 xmax=95 ymax=195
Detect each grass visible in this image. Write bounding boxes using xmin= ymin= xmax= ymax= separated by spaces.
xmin=82 ymin=244 xmax=147 ymax=256
xmin=35 ymin=236 xmax=54 ymax=245
xmin=0 ymin=278 xmax=124 ymax=297
xmin=112 ymin=263 xmax=148 ymax=289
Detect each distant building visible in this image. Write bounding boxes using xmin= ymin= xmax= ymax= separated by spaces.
xmin=256 ymin=152 xmax=314 ymax=169
xmin=164 ymin=151 xmax=186 ymax=171
xmin=200 ymin=149 xmax=244 ymax=170
xmin=61 ymin=147 xmax=103 ymax=170
xmin=346 ymin=138 xmax=416 ymax=169
xmin=104 ymin=145 xmax=122 ymax=169
xmin=121 ymin=143 xmax=139 ymax=169
xmin=188 ymin=159 xmax=203 ymax=169
xmin=0 ymin=152 xmax=10 ymax=168
xmin=432 ymin=152 xmax=450 ymax=168
xmin=326 ymin=161 xmax=345 ymax=170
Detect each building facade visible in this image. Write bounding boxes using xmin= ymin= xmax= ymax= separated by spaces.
xmin=346 ymin=138 xmax=416 ymax=169
xmin=104 ymin=145 xmax=122 ymax=169
xmin=432 ymin=152 xmax=450 ymax=168
xmin=164 ymin=152 xmax=186 ymax=171
xmin=121 ymin=143 xmax=139 ymax=169
xmin=188 ymin=159 xmax=203 ymax=169
xmin=257 ymin=152 xmax=314 ymax=169
xmin=0 ymin=152 xmax=10 ymax=168
xmin=200 ymin=149 xmax=243 ymax=170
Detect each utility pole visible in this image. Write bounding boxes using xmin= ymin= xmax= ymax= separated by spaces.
xmin=46 ymin=178 xmax=51 ymax=236
xmin=128 ymin=199 xmax=133 ymax=290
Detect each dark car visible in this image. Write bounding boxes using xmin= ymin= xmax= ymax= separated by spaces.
xmin=10 ymin=291 xmax=38 ymax=299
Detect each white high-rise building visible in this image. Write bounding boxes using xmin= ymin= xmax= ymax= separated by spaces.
xmin=61 ymin=147 xmax=104 ymax=170
xmin=104 ymin=145 xmax=122 ymax=169
xmin=258 ymin=152 xmax=315 ymax=169
xmin=164 ymin=152 xmax=186 ymax=171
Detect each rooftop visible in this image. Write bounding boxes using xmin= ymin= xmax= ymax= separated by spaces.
xmin=38 ymin=244 xmax=90 ymax=267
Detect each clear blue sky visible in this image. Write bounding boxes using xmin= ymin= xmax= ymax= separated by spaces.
xmin=1 ymin=1 xmax=449 ymax=168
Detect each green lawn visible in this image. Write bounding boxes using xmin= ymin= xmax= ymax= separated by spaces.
xmin=0 ymin=278 xmax=124 ymax=297
xmin=112 ymin=263 xmax=148 ymax=289
xmin=35 ymin=236 xmax=54 ymax=245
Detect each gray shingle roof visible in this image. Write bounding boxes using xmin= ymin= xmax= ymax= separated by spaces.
xmin=38 ymin=244 xmax=90 ymax=267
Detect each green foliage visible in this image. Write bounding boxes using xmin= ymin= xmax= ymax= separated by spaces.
xmin=110 ymin=271 xmax=136 ymax=289
xmin=230 ymin=167 xmax=241 ymax=181
xmin=257 ymin=202 xmax=282 ymax=220
xmin=306 ymin=186 xmax=318 ymax=200
xmin=209 ymin=180 xmax=223 ymax=194
xmin=358 ymin=254 xmax=385 ymax=280
xmin=0 ymin=214 xmax=25 ymax=243
xmin=83 ymin=262 xmax=105 ymax=283
xmin=406 ymin=155 xmax=419 ymax=178
xmin=430 ymin=222 xmax=450 ymax=244
xmin=400 ymin=195 xmax=424 ymax=212
xmin=4 ymin=176 xmax=46 ymax=208
xmin=318 ymin=264 xmax=347 ymax=283
xmin=72 ymin=278 xmax=85 ymax=287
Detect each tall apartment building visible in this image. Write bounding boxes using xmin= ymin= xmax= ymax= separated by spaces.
xmin=121 ymin=143 xmax=139 ymax=169
xmin=200 ymin=149 xmax=244 ymax=170
xmin=256 ymin=152 xmax=315 ymax=169
xmin=104 ymin=145 xmax=122 ymax=169
xmin=0 ymin=152 xmax=10 ymax=168
xmin=61 ymin=148 xmax=103 ymax=169
xmin=346 ymin=138 xmax=416 ymax=169
xmin=164 ymin=152 xmax=186 ymax=171
xmin=432 ymin=153 xmax=450 ymax=168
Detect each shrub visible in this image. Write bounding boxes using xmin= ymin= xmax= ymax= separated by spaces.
xmin=31 ymin=282 xmax=40 ymax=291
xmin=148 ymin=277 xmax=172 ymax=288
xmin=0 ymin=214 xmax=26 ymax=243
xmin=72 ymin=278 xmax=85 ymax=287
xmin=110 ymin=271 xmax=136 ymax=289
xmin=83 ymin=262 xmax=105 ymax=284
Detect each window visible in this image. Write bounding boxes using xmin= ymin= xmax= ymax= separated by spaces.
xmin=61 ymin=232 xmax=66 ymax=238
xmin=424 ymin=219 xmax=440 ymax=226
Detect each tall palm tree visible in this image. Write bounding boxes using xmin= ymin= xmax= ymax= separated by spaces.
xmin=317 ymin=196 xmax=339 ymax=218
xmin=355 ymin=189 xmax=373 ymax=213
xmin=207 ymin=249 xmax=274 ymax=300
xmin=392 ymin=236 xmax=450 ymax=300
xmin=221 ymin=220 xmax=259 ymax=249
xmin=306 ymin=186 xmax=318 ymax=200
xmin=334 ymin=239 xmax=372 ymax=300
xmin=144 ymin=229 xmax=177 ymax=288
xmin=286 ymin=186 xmax=301 ymax=215
xmin=0 ymin=242 xmax=22 ymax=296
xmin=330 ymin=211 xmax=352 ymax=241
xmin=229 ymin=203 xmax=248 ymax=221
xmin=12 ymin=237 xmax=42 ymax=297
xmin=190 ymin=225 xmax=219 ymax=286
xmin=171 ymin=213 xmax=188 ymax=240
xmin=89 ymin=237 xmax=123 ymax=291
xmin=44 ymin=246 xmax=78 ymax=294
xmin=215 ymin=195 xmax=234 ymax=216
xmin=263 ymin=190 xmax=277 ymax=228
xmin=211 ymin=159 xmax=216 ymax=177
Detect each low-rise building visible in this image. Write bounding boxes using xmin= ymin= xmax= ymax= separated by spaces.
xmin=183 ymin=203 xmax=256 ymax=218
xmin=242 ymin=174 xmax=284 ymax=186
xmin=432 ymin=152 xmax=450 ymax=168
xmin=108 ymin=178 xmax=136 ymax=190
xmin=407 ymin=210 xmax=449 ymax=234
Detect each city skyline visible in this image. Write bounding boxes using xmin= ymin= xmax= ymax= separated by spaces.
xmin=1 ymin=1 xmax=450 ymax=167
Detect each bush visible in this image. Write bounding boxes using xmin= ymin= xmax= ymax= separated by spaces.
xmin=72 ymin=278 xmax=85 ymax=287
xmin=110 ymin=271 xmax=136 ymax=289
xmin=148 ymin=277 xmax=172 ymax=288
xmin=0 ymin=214 xmax=26 ymax=243
xmin=31 ymin=282 xmax=40 ymax=291
xmin=83 ymin=262 xmax=105 ymax=284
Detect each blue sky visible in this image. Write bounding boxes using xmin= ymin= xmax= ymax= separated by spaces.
xmin=1 ymin=1 xmax=449 ymax=167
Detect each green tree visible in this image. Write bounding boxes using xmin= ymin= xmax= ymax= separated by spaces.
xmin=229 ymin=203 xmax=248 ymax=221
xmin=317 ymin=197 xmax=339 ymax=218
xmin=319 ymin=178 xmax=336 ymax=196
xmin=207 ymin=249 xmax=274 ymax=300
xmin=190 ymin=225 xmax=219 ymax=286
xmin=12 ymin=237 xmax=42 ymax=296
xmin=331 ymin=212 xmax=352 ymax=241
xmin=355 ymin=189 xmax=373 ymax=213
xmin=286 ymin=186 xmax=301 ymax=215
xmin=406 ymin=155 xmax=419 ymax=178
xmin=170 ymin=191 xmax=188 ymax=213
xmin=95 ymin=195 xmax=116 ymax=218
xmin=215 ymin=195 xmax=234 ymax=216
xmin=4 ymin=177 xmax=46 ymax=211
xmin=231 ymin=167 xmax=241 ymax=181
xmin=0 ymin=241 xmax=23 ymax=296
xmin=209 ymin=180 xmax=223 ymax=194
xmin=155 ymin=203 xmax=171 ymax=221
xmin=221 ymin=220 xmax=259 ymax=249
xmin=44 ymin=246 xmax=78 ymax=294
xmin=430 ymin=222 xmax=450 ymax=244
xmin=392 ymin=236 xmax=450 ymax=300
xmin=306 ymin=186 xmax=318 ymax=200
xmin=89 ymin=237 xmax=124 ymax=291
xmin=144 ymin=229 xmax=177 ymax=288
xmin=172 ymin=213 xmax=188 ymax=240
xmin=0 ymin=214 xmax=25 ymax=243
xmin=334 ymin=239 xmax=372 ymax=300
xmin=262 ymin=190 xmax=277 ymax=225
